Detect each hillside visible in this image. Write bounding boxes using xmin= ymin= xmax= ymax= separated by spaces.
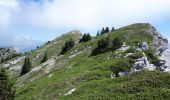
xmin=1 ymin=23 xmax=170 ymax=100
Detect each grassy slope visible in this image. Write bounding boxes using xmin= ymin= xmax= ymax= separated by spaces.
xmin=15 ymin=23 xmax=170 ymax=100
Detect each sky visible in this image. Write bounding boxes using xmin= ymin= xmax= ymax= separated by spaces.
xmin=0 ymin=0 xmax=170 ymax=52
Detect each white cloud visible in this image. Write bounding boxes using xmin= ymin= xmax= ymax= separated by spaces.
xmin=0 ymin=33 xmax=42 ymax=52
xmin=12 ymin=34 xmax=42 ymax=52
xmin=16 ymin=0 xmax=170 ymax=30
xmin=1 ymin=0 xmax=170 ymax=31
xmin=0 ymin=0 xmax=170 ymax=51
xmin=0 ymin=0 xmax=19 ymax=31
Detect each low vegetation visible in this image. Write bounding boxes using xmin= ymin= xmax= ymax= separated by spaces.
xmin=0 ymin=69 xmax=15 ymax=100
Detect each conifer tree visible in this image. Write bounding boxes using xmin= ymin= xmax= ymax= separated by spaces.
xmin=79 ymin=33 xmax=92 ymax=43
xmin=101 ymin=27 xmax=105 ymax=34
xmin=41 ymin=51 xmax=48 ymax=63
xmin=96 ymin=30 xmax=100 ymax=36
xmin=85 ymin=33 xmax=92 ymax=42
xmin=61 ymin=39 xmax=75 ymax=55
xmin=111 ymin=27 xmax=115 ymax=32
xmin=20 ymin=57 xmax=31 ymax=76
xmin=0 ymin=69 xmax=15 ymax=99
xmin=105 ymin=27 xmax=110 ymax=33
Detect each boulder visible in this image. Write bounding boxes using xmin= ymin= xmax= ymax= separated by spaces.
xmin=138 ymin=42 xmax=149 ymax=50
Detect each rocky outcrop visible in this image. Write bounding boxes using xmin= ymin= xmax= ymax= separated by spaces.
xmin=138 ymin=42 xmax=149 ymax=51
xmin=117 ymin=41 xmax=156 ymax=77
xmin=159 ymin=45 xmax=170 ymax=72
xmin=146 ymin=23 xmax=168 ymax=56
xmin=132 ymin=57 xmax=155 ymax=71
xmin=0 ymin=48 xmax=20 ymax=63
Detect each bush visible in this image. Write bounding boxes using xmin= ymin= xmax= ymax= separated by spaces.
xmin=145 ymin=49 xmax=159 ymax=64
xmin=92 ymin=37 xmax=110 ymax=55
xmin=129 ymin=52 xmax=143 ymax=59
xmin=112 ymin=37 xmax=122 ymax=50
xmin=60 ymin=39 xmax=75 ymax=55
xmin=125 ymin=46 xmax=135 ymax=53
xmin=110 ymin=59 xmax=134 ymax=77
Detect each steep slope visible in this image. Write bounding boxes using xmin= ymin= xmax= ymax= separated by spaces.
xmin=1 ymin=23 xmax=170 ymax=100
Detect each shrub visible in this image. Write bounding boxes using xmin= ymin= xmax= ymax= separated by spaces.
xmin=92 ymin=37 xmax=110 ymax=55
xmin=112 ymin=37 xmax=122 ymax=50
xmin=129 ymin=52 xmax=143 ymax=59
xmin=145 ymin=49 xmax=159 ymax=64
xmin=125 ymin=46 xmax=135 ymax=53
xmin=110 ymin=59 xmax=134 ymax=77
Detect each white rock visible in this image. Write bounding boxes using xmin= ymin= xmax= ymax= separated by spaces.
xmin=64 ymin=88 xmax=76 ymax=96
xmin=68 ymin=52 xmax=82 ymax=59
xmin=48 ymin=74 xmax=53 ymax=78
xmin=138 ymin=42 xmax=149 ymax=50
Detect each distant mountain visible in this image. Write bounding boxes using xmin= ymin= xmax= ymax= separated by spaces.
xmin=1 ymin=23 xmax=170 ymax=99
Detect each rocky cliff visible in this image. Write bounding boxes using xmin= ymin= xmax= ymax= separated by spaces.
xmin=145 ymin=23 xmax=168 ymax=56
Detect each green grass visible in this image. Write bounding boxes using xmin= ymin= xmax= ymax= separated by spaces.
xmin=61 ymin=71 xmax=170 ymax=100
xmin=12 ymin=23 xmax=170 ymax=100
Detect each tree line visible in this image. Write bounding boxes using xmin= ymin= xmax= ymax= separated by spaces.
xmin=92 ymin=37 xmax=122 ymax=56
xmin=97 ymin=27 xmax=115 ymax=36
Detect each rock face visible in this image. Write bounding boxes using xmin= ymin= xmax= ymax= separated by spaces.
xmin=0 ymin=48 xmax=19 ymax=63
xmin=159 ymin=45 xmax=170 ymax=72
xmin=118 ymin=41 xmax=156 ymax=77
xmin=118 ymin=56 xmax=156 ymax=77
xmin=132 ymin=57 xmax=155 ymax=72
xmin=146 ymin=24 xmax=168 ymax=56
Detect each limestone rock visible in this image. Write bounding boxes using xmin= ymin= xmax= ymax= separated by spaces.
xmin=138 ymin=42 xmax=149 ymax=50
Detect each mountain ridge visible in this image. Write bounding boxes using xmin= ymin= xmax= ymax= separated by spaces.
xmin=1 ymin=23 xmax=170 ymax=99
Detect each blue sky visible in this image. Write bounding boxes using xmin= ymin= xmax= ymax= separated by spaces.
xmin=0 ymin=0 xmax=170 ymax=51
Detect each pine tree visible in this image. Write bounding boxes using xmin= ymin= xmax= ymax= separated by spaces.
xmin=101 ymin=27 xmax=105 ymax=34
xmin=20 ymin=57 xmax=32 ymax=76
xmin=60 ymin=39 xmax=75 ymax=55
xmin=79 ymin=33 xmax=91 ymax=43
xmin=111 ymin=27 xmax=115 ymax=32
xmin=41 ymin=51 xmax=48 ymax=63
xmin=96 ymin=30 xmax=100 ymax=36
xmin=105 ymin=27 xmax=110 ymax=33
xmin=0 ymin=69 xmax=15 ymax=99
xmin=85 ymin=33 xmax=92 ymax=42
